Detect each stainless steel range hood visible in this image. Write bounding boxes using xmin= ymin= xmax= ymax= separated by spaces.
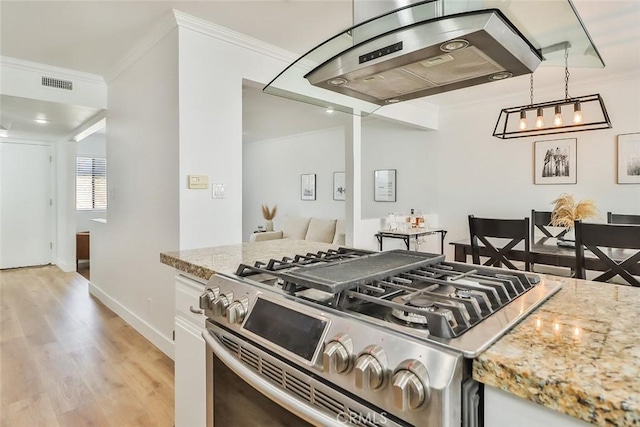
xmin=263 ymin=0 xmax=604 ymax=116
xmin=305 ymin=9 xmax=542 ymax=106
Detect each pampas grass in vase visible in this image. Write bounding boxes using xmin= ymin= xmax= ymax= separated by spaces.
xmin=261 ymin=205 xmax=277 ymax=231
xmin=550 ymin=193 xmax=598 ymax=240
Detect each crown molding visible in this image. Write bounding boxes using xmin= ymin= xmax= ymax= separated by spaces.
xmin=0 ymin=56 xmax=105 ymax=85
xmin=104 ymin=10 xmax=178 ymax=83
xmin=172 ymin=10 xmax=299 ymax=65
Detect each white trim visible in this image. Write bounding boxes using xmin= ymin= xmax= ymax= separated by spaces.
xmin=55 ymin=259 xmax=75 ymax=273
xmin=88 ymin=280 xmax=175 ymax=360
xmin=173 ymin=9 xmax=299 ymax=65
xmin=104 ymin=10 xmax=178 ymax=83
xmin=0 ymin=56 xmax=105 ymax=85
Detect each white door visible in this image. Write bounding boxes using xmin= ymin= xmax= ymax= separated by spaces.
xmin=0 ymin=142 xmax=53 ymax=269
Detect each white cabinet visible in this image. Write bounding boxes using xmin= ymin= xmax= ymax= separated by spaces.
xmin=174 ymin=274 xmax=207 ymax=427
xmin=485 ymin=385 xmax=591 ymax=427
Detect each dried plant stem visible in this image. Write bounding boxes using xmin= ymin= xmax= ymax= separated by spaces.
xmin=261 ymin=204 xmax=277 ymax=220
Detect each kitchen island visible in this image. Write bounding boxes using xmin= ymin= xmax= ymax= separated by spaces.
xmin=161 ymin=241 xmax=639 ymax=427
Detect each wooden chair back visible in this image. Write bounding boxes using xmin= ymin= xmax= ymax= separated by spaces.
xmin=574 ymin=220 xmax=640 ymax=287
xmin=468 ymin=215 xmax=530 ymax=271
xmin=531 ymin=209 xmax=568 ymax=240
xmin=607 ymin=212 xmax=640 ymax=225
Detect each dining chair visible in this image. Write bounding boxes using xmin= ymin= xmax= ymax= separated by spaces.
xmin=468 ymin=215 xmax=530 ymax=271
xmin=607 ymin=212 xmax=640 ymax=225
xmin=531 ymin=209 xmax=568 ymax=240
xmin=574 ymin=220 xmax=640 ymax=287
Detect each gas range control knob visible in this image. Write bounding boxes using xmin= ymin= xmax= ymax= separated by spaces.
xmin=211 ymin=292 xmax=234 ymax=317
xmin=199 ymin=287 xmax=220 ymax=311
xmin=354 ymin=345 xmax=387 ymax=391
xmin=392 ymin=360 xmax=430 ymax=411
xmin=226 ymin=298 xmax=249 ymax=324
xmin=322 ymin=333 xmax=353 ymax=374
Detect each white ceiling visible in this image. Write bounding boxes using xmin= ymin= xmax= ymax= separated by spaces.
xmin=1 ymin=0 xmax=639 ymax=142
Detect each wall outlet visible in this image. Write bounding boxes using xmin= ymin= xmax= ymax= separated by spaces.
xmin=147 ymin=297 xmax=152 ymax=313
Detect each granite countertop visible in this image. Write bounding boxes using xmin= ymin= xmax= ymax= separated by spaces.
xmin=473 ymin=275 xmax=640 ymax=426
xmin=160 ymin=239 xmax=338 ymax=280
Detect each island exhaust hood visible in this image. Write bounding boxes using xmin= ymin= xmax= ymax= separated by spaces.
xmin=305 ymin=9 xmax=542 ymax=106
xmin=263 ymin=0 xmax=604 ymax=116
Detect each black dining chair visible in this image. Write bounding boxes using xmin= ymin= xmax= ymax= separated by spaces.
xmin=468 ymin=215 xmax=531 ymax=271
xmin=574 ymin=220 xmax=640 ymax=287
xmin=531 ymin=209 xmax=568 ymax=240
xmin=607 ymin=212 xmax=640 ymax=225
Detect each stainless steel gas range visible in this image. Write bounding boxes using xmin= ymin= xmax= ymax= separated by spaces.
xmin=200 ymin=248 xmax=561 ymax=427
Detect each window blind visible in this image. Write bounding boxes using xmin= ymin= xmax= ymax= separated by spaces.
xmin=76 ymin=157 xmax=107 ymax=210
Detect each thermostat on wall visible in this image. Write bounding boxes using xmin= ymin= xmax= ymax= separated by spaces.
xmin=188 ymin=175 xmax=209 ymax=189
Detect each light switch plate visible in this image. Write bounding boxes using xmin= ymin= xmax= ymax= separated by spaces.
xmin=188 ymin=175 xmax=209 ymax=189
xmin=212 ymin=183 xmax=225 ymax=199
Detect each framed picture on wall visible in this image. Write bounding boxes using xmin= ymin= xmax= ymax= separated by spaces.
xmin=534 ymin=138 xmax=577 ymax=185
xmin=374 ymin=169 xmax=397 ymax=202
xmin=617 ymin=133 xmax=640 ymax=184
xmin=333 ymin=172 xmax=346 ymax=201
xmin=301 ymin=173 xmax=316 ymax=200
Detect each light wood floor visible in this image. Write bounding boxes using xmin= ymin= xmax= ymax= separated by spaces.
xmin=0 ymin=265 xmax=175 ymax=427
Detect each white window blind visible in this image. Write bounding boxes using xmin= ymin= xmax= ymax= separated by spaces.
xmin=76 ymin=157 xmax=107 ymax=210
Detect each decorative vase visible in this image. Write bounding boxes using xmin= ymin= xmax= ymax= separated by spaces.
xmin=265 ymin=220 xmax=274 ymax=232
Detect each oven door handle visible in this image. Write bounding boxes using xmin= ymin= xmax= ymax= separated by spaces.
xmin=203 ymin=329 xmax=344 ymax=427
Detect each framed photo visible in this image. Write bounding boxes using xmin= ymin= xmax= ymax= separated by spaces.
xmin=333 ymin=171 xmax=346 ymax=201
xmin=617 ymin=133 xmax=640 ymax=184
xmin=534 ymin=138 xmax=577 ymax=185
xmin=301 ymin=173 xmax=316 ymax=200
xmin=374 ymin=169 xmax=397 ymax=202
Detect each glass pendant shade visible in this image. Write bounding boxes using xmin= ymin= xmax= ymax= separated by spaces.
xmin=519 ymin=110 xmax=527 ymax=130
xmin=554 ymin=104 xmax=563 ymax=126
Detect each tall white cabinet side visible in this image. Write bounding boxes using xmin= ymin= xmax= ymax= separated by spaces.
xmin=175 ymin=274 xmax=207 ymax=427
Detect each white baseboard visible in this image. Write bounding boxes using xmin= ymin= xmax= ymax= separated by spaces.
xmin=55 ymin=258 xmax=76 ymax=273
xmin=88 ymin=280 xmax=175 ymax=360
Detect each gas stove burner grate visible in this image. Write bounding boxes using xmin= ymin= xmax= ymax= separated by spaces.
xmin=235 ymin=247 xmax=372 ymax=278
xmin=234 ymin=247 xmax=546 ymax=340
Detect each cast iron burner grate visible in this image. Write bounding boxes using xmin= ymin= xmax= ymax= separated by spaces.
xmin=236 ymin=248 xmax=542 ymax=340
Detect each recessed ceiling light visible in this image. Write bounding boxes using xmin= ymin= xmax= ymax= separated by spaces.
xmin=35 ymin=118 xmax=50 ymax=124
xmin=385 ymin=98 xmax=401 ymax=104
xmin=326 ymin=107 xmax=334 ymax=114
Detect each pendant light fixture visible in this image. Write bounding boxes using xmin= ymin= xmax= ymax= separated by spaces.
xmin=493 ymin=43 xmax=611 ymax=139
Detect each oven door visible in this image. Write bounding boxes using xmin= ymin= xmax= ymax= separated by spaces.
xmin=203 ymin=325 xmax=397 ymax=427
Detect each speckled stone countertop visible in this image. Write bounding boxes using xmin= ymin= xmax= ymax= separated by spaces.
xmin=474 ymin=275 xmax=640 ymax=426
xmin=160 ymin=239 xmax=338 ymax=280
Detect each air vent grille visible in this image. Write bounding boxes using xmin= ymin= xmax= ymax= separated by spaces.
xmin=42 ymin=76 xmax=73 ymax=91
xmin=220 ymin=335 xmax=239 ymax=354
xmin=220 ymin=334 xmax=386 ymax=426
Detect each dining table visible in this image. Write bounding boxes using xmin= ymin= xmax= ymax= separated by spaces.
xmin=449 ymin=236 xmax=640 ymax=275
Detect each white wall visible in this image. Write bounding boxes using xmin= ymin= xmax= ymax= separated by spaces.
xmin=361 ymin=119 xmax=439 ymax=220
xmin=76 ymin=132 xmax=107 ymax=232
xmin=243 ymin=127 xmax=346 ymax=241
xmin=176 ymin=18 xmax=298 ymax=250
xmin=433 ymin=75 xmax=640 ymax=260
xmin=90 ymin=28 xmax=179 ymax=357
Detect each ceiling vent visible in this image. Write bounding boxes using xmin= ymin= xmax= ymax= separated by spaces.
xmin=41 ymin=76 xmax=73 ymax=91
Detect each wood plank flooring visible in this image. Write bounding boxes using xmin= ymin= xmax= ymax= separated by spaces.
xmin=0 ymin=265 xmax=175 ymax=427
